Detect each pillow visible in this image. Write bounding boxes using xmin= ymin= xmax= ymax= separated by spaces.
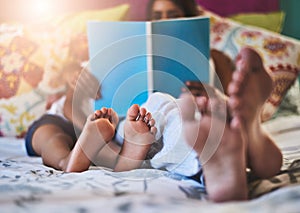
xmin=0 ymin=4 xmax=130 ymax=137
xmin=196 ymin=0 xmax=280 ymax=17
xmin=229 ymin=11 xmax=285 ymax=33
xmin=25 ymin=4 xmax=130 ymax=94
xmin=274 ymin=79 xmax=300 ymax=118
xmin=208 ymin=11 xmax=300 ymax=121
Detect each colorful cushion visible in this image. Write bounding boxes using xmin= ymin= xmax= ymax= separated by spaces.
xmin=26 ymin=4 xmax=130 ymax=94
xmin=274 ymin=79 xmax=300 ymax=117
xmin=208 ymin=11 xmax=300 ymax=121
xmin=229 ymin=11 xmax=285 ymax=33
xmin=0 ymin=4 xmax=129 ymax=137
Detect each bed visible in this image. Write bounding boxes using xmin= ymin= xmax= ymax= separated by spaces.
xmin=1 ymin=114 xmax=300 ymax=212
xmin=1 ymin=1 xmax=300 ymax=212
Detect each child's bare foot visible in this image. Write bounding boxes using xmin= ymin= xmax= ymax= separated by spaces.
xmin=227 ymin=47 xmax=282 ymax=178
xmin=64 ymin=107 xmax=119 ymax=172
xmin=180 ymin=93 xmax=248 ymax=202
xmin=114 ymin=104 xmax=157 ymax=172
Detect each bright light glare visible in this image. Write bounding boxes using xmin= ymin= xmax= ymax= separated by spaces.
xmin=31 ymin=0 xmax=53 ymax=17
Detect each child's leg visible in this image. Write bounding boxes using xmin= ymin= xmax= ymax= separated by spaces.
xmin=31 ymin=108 xmax=119 ymax=172
xmin=92 ymin=140 xmax=122 ymax=169
xmin=66 ymin=108 xmax=119 ymax=172
xmin=227 ymin=47 xmax=282 ymax=178
xmin=114 ymin=104 xmax=157 ymax=172
xmin=30 ymin=123 xmax=77 ymax=170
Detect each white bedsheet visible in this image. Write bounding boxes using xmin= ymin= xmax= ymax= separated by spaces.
xmin=263 ymin=115 xmax=300 ymax=170
xmin=1 ymin=115 xmax=300 ymax=212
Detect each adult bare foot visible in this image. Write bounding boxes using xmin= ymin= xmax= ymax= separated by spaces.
xmin=180 ymin=93 xmax=248 ymax=202
xmin=210 ymin=49 xmax=235 ymax=94
xmin=227 ymin=47 xmax=282 ymax=178
xmin=227 ymin=47 xmax=273 ymax=126
xmin=64 ymin=107 xmax=119 ymax=172
xmin=114 ymin=104 xmax=157 ymax=172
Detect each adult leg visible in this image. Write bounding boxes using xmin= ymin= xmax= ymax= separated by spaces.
xmin=211 ymin=49 xmax=235 ymax=95
xmin=181 ymin=93 xmax=248 ymax=202
xmin=227 ymin=47 xmax=282 ymax=178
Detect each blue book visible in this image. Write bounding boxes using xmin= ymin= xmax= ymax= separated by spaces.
xmin=87 ymin=16 xmax=210 ymax=116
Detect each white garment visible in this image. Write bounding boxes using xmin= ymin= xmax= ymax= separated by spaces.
xmin=47 ymin=96 xmax=68 ymax=120
xmin=46 ymin=96 xmax=94 ymax=121
xmin=117 ymin=92 xmax=201 ymax=177
xmin=112 ymin=59 xmax=217 ymax=176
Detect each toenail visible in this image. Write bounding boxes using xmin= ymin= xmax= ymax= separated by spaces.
xmin=144 ymin=117 xmax=149 ymax=123
xmin=135 ymin=113 xmax=141 ymax=121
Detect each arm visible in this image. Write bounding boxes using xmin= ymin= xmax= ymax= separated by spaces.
xmin=63 ymin=69 xmax=101 ymax=130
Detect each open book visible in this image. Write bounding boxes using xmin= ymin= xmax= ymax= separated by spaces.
xmin=87 ymin=16 xmax=210 ymax=116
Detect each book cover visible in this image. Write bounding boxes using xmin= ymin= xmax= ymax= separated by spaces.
xmin=87 ymin=16 xmax=210 ymax=116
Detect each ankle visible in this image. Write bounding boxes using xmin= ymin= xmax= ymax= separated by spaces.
xmin=58 ymin=155 xmax=70 ymax=172
xmin=208 ymin=183 xmax=248 ymax=202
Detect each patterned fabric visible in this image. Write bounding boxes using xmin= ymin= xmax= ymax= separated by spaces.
xmin=0 ymin=5 xmax=129 ymax=137
xmin=275 ymin=79 xmax=300 ymax=117
xmin=0 ymin=24 xmax=46 ymax=137
xmin=0 ymin=35 xmax=43 ymax=99
xmin=209 ymin=12 xmax=300 ymax=121
xmin=1 ymin=115 xmax=300 ymax=212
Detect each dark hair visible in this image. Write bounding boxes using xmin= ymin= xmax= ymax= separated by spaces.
xmin=146 ymin=0 xmax=199 ymax=21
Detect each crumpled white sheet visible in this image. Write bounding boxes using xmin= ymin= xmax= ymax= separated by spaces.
xmin=1 ymin=115 xmax=300 ymax=213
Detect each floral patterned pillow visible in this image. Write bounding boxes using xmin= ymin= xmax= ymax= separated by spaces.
xmin=0 ymin=4 xmax=129 ymax=137
xmin=208 ymin=12 xmax=300 ymax=121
